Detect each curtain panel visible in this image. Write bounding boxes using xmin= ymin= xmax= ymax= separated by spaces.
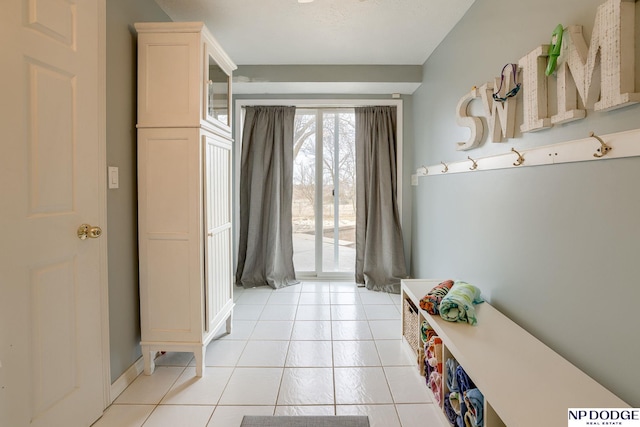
xmin=236 ymin=106 xmax=299 ymax=289
xmin=355 ymin=106 xmax=407 ymax=293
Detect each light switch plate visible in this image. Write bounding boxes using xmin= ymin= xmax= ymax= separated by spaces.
xmin=108 ymin=166 xmax=119 ymax=189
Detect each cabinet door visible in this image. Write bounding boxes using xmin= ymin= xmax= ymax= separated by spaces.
xmin=137 ymin=31 xmax=200 ymax=127
xmin=202 ymin=132 xmax=233 ymax=333
xmin=138 ymin=128 xmax=203 ymax=343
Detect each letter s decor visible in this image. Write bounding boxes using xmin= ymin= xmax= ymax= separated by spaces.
xmin=455 ymin=86 xmax=484 ymax=151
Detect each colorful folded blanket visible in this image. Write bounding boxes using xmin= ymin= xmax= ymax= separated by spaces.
xmin=448 ymin=391 xmax=462 ymax=415
xmin=421 ymin=320 xmax=437 ymax=343
xmin=455 ymin=364 xmax=476 ymax=394
xmin=464 ymin=411 xmax=474 ymax=427
xmin=455 ymin=391 xmax=468 ymax=427
xmin=426 ymin=336 xmax=443 ymax=373
xmin=443 ymin=393 xmax=458 ymax=426
xmin=446 ymin=358 xmax=459 ymax=392
xmin=428 ymin=371 xmax=443 ymax=405
xmin=463 ymin=388 xmax=484 ymax=427
xmin=420 ymin=280 xmax=454 ymax=314
xmin=425 ymin=355 xmax=433 ymax=379
xmin=439 ymin=281 xmax=484 ymax=325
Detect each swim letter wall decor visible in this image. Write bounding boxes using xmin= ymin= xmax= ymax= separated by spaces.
xmin=455 ymin=0 xmax=639 ymax=151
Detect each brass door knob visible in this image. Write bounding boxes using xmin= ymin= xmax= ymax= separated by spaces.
xmin=77 ymin=224 xmax=102 ymax=240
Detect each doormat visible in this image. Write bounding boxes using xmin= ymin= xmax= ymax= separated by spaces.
xmin=240 ymin=415 xmax=370 ymax=427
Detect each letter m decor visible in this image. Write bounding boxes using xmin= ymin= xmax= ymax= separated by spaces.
xmin=553 ymin=0 xmax=640 ymax=125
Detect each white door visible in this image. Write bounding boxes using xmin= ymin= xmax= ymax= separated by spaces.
xmin=0 ymin=1 xmax=107 ymax=426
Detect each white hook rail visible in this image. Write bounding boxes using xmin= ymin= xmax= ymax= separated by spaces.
xmin=412 ymin=127 xmax=640 ymax=184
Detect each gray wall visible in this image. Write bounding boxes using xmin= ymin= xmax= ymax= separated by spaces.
xmin=106 ymin=0 xmax=170 ymax=383
xmin=410 ymin=0 xmax=640 ymax=406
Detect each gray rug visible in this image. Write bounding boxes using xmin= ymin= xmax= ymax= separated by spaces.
xmin=240 ymin=415 xmax=370 ymax=427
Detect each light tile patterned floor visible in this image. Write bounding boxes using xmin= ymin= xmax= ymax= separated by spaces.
xmin=93 ymin=282 xmax=445 ymax=427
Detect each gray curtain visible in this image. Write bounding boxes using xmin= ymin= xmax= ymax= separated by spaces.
xmin=355 ymin=106 xmax=407 ymax=293
xmin=236 ymin=106 xmax=299 ymax=289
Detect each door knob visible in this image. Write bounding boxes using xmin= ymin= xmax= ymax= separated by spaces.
xmin=77 ymin=224 xmax=102 ymax=240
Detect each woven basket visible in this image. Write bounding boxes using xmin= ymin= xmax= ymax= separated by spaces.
xmin=402 ymin=297 xmax=420 ymax=356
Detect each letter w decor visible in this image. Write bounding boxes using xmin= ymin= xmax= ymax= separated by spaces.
xmin=480 ymin=73 xmax=519 ymax=143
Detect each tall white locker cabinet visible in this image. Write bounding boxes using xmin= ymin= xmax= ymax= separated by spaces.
xmin=135 ymin=22 xmax=237 ymax=377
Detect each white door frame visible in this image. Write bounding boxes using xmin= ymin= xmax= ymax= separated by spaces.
xmin=97 ymin=0 xmax=112 ymax=408
xmin=233 ymin=98 xmax=403 ymax=281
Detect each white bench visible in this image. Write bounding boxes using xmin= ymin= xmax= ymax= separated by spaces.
xmin=401 ymin=279 xmax=628 ymax=427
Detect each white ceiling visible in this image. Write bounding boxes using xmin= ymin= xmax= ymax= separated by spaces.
xmin=151 ymin=0 xmax=476 ymax=66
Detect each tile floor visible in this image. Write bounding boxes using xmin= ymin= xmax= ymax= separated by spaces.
xmin=93 ymin=282 xmax=445 ymax=427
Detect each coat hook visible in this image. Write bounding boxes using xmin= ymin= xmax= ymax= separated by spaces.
xmin=511 ymin=148 xmax=525 ymax=166
xmin=467 ymin=156 xmax=478 ymax=171
xmin=590 ymin=131 xmax=612 ymax=158
xmin=418 ymin=165 xmax=428 ymax=175
xmin=441 ymin=161 xmax=448 ymax=173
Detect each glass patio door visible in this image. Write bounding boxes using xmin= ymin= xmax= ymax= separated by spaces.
xmin=292 ymin=109 xmax=356 ymax=278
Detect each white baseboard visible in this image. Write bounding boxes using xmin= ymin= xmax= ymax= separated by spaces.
xmin=109 ymin=356 xmax=144 ymax=404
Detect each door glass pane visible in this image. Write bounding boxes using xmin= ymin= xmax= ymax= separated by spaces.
xmin=206 ymin=55 xmax=229 ymax=125
xmin=322 ymin=111 xmax=356 ymax=273
xmin=292 ymin=109 xmax=356 ymax=276
xmin=292 ymin=111 xmax=316 ymax=272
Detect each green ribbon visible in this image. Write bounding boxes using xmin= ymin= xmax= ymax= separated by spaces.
xmin=546 ymin=24 xmax=564 ymax=76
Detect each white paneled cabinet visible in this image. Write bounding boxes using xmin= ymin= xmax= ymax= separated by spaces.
xmin=135 ymin=22 xmax=236 ymax=377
